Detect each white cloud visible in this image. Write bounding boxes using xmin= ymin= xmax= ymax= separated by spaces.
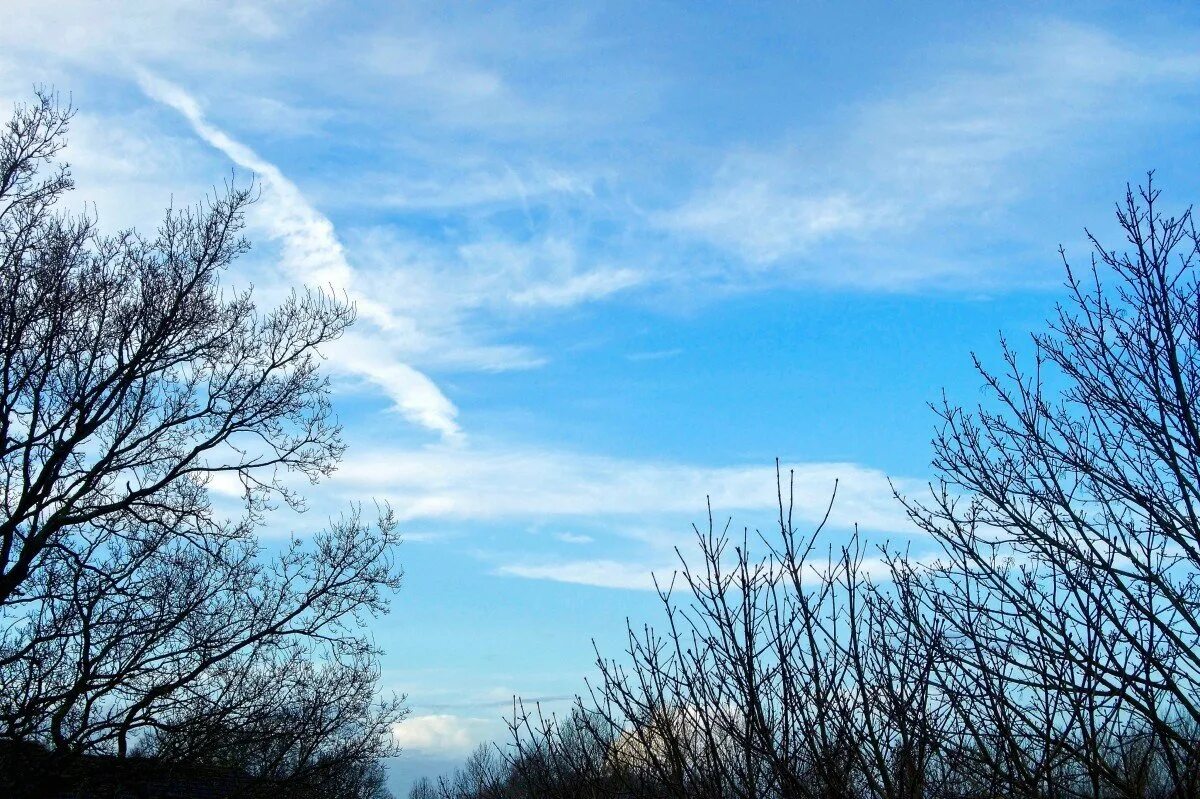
xmin=338 ymin=227 xmax=641 ymax=372
xmin=400 ymin=531 xmax=446 ymax=543
xmin=325 ymin=334 xmax=462 ymax=437
xmin=135 ymin=71 xmax=353 ymax=303
xmin=331 ymin=445 xmax=916 ymax=535
xmin=53 ymin=111 xmax=218 ymax=232
xmin=134 ymin=70 xmax=462 ymax=440
xmin=663 ymin=21 xmax=1200 ymax=285
xmin=508 ymin=267 xmax=643 ymax=307
xmin=494 ymin=548 xmax=934 ymax=592
xmin=347 ymin=12 xmax=602 ymax=134
xmin=554 ymin=531 xmax=594 ymax=545
xmin=360 ymin=34 xmax=507 ymax=104
xmin=0 ymin=0 xmax=298 ymax=75
xmin=341 ymin=164 xmax=596 ymax=213
xmin=10 ymin=7 xmax=1200 ymax=301
xmin=626 ymin=348 xmax=683 ymax=362
xmin=667 ymin=188 xmax=871 ymax=264
xmin=453 ymin=236 xmax=642 ymax=311
xmin=495 ymin=559 xmax=673 ymax=591
xmin=392 ymin=714 xmax=496 ymax=757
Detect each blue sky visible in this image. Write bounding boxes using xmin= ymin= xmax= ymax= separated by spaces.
xmin=6 ymin=1 xmax=1200 ymax=792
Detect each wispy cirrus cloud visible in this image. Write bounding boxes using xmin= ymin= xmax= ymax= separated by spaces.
xmin=340 ymin=226 xmax=642 ymax=372
xmin=494 ymin=558 xmax=674 ymax=591
xmin=135 ymin=70 xmax=463 ymax=440
xmin=12 ymin=6 xmax=1200 ymax=302
xmin=662 ymin=21 xmax=1200 ymax=287
xmin=321 ymin=444 xmax=923 ymax=591
xmin=492 ymin=551 xmax=930 ymax=592
xmin=329 ymin=444 xmax=916 ymax=535
xmin=507 ymin=266 xmax=643 ymax=308
xmin=333 ymin=163 xmax=596 ymax=214
xmin=0 ymin=0 xmax=294 ymax=67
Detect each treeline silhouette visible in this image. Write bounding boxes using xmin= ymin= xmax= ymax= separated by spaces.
xmin=416 ymin=178 xmax=1200 ymax=799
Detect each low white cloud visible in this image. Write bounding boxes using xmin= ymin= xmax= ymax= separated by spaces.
xmin=392 ymin=715 xmax=496 ymax=756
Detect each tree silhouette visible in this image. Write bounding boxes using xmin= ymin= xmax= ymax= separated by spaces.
xmin=0 ymin=91 xmax=403 ymax=798
xmin=905 ymin=176 xmax=1200 ymax=796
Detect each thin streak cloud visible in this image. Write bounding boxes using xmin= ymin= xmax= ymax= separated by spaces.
xmin=135 ymin=69 xmax=462 ymax=440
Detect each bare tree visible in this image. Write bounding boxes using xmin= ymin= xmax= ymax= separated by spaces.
xmin=0 ymin=91 xmax=403 ymax=797
xmin=904 ymin=176 xmax=1200 ymax=798
xmin=490 ymin=478 xmax=958 ymax=799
